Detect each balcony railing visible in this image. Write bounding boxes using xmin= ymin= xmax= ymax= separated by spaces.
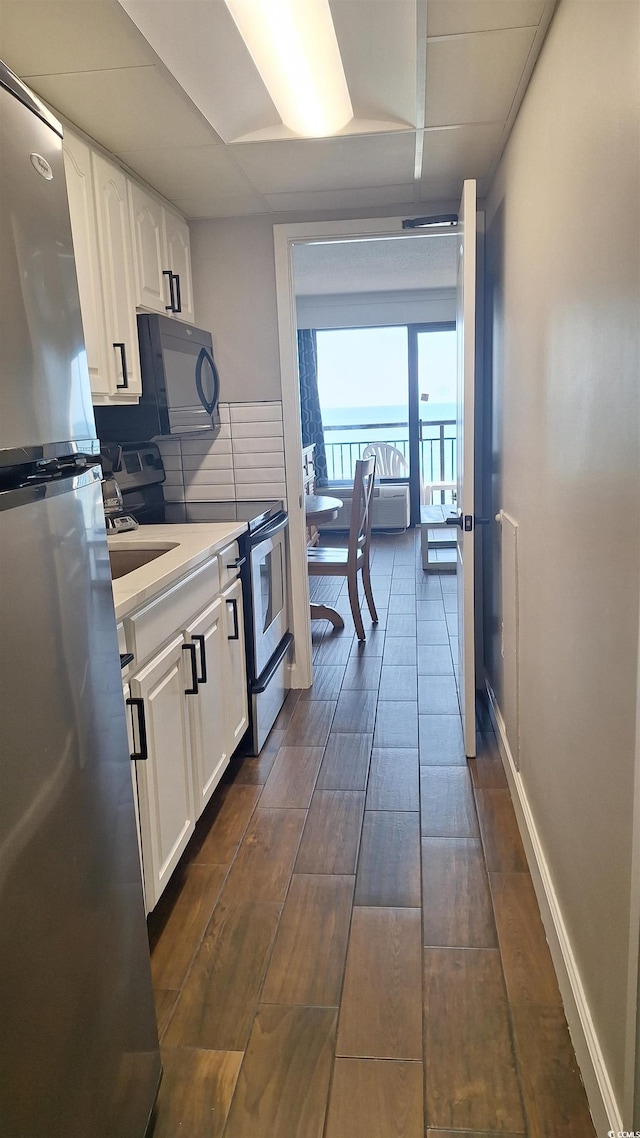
xmin=323 ymin=419 xmax=456 ymax=486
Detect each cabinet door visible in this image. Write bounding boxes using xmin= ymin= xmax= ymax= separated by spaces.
xmin=122 ymin=681 xmax=146 ymax=910
xmin=129 ymin=181 xmax=171 ymax=315
xmin=185 ymin=596 xmax=229 ymax=816
xmin=63 ymin=131 xmax=111 ymax=400
xmin=164 ymin=208 xmax=195 ymax=323
xmin=92 ymin=152 xmax=142 ymax=399
xmin=130 ymin=634 xmax=196 ymax=910
xmin=222 ymin=577 xmax=249 ymax=752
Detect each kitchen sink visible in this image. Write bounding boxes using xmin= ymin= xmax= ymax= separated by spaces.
xmin=108 ymin=544 xmax=178 ymax=580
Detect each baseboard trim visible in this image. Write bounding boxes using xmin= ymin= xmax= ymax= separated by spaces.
xmin=485 ymin=681 xmax=623 ymax=1134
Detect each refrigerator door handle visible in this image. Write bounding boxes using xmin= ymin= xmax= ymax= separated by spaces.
xmin=126 ymin=697 xmax=148 ymax=761
xmin=182 ymin=642 xmax=199 ymax=694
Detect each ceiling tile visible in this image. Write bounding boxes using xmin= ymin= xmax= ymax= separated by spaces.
xmin=119 ymin=145 xmax=257 ymax=200
xmin=264 ymin=185 xmax=417 ymax=214
xmin=175 ymin=191 xmax=268 ymax=220
xmin=427 ymin=0 xmax=546 ymax=37
xmin=24 ymin=66 xmax=218 ymax=153
xmin=230 ymin=133 xmax=417 ymax=194
xmin=421 ymin=122 xmax=505 ymax=184
xmin=0 ymin=0 xmax=153 ymax=76
xmin=330 ymin=0 xmax=417 ymax=124
xmin=424 ymin=26 xmax=537 ymax=126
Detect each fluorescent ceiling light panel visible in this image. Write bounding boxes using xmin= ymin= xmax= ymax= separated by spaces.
xmin=224 ymin=0 xmax=353 ymax=138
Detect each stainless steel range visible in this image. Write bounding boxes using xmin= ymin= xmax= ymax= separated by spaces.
xmin=107 ymin=443 xmax=291 ymax=754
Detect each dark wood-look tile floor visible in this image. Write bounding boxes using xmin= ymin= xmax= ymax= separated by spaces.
xmin=147 ymin=529 xmax=596 ymax=1138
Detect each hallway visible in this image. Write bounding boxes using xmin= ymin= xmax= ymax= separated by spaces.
xmin=147 ymin=529 xmax=595 ymax=1138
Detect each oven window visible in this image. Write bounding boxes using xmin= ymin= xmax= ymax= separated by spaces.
xmin=260 ymin=544 xmax=284 ymax=633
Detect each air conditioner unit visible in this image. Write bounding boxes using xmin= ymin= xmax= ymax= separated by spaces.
xmin=318 ymin=483 xmax=410 ymax=532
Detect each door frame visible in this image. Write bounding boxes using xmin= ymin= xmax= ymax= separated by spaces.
xmin=273 ymin=217 xmax=461 ymax=689
xmin=407 ymin=320 xmax=457 ymax=526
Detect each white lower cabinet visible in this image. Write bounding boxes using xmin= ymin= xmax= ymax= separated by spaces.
xmin=120 ymin=554 xmax=248 ymax=912
xmin=184 ymin=596 xmax=229 ymax=816
xmin=130 ymin=633 xmax=196 ymax=912
xmin=222 ymin=577 xmax=249 ymax=751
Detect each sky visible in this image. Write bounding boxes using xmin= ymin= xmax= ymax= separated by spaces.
xmin=316 ymin=326 xmax=457 ymax=412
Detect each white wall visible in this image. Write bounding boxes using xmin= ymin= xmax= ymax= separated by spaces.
xmin=484 ymin=0 xmax=639 ymax=1122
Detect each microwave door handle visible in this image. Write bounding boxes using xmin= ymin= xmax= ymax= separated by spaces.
xmin=195 ymin=347 xmax=220 ymax=417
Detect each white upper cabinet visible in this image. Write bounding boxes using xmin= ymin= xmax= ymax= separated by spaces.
xmin=63 ymin=130 xmax=110 ymax=400
xmin=130 ymin=182 xmax=195 ymax=323
xmin=129 ymin=181 xmax=167 ymax=315
xmin=164 ymin=208 xmax=195 ymax=324
xmin=64 ymin=129 xmax=195 ymax=405
xmin=92 ymin=152 xmax=142 ymax=400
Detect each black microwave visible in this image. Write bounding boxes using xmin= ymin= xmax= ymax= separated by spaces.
xmin=94 ymin=314 xmax=221 ymax=443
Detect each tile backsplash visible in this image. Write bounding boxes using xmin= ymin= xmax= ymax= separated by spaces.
xmin=157 ymin=401 xmax=286 ymax=504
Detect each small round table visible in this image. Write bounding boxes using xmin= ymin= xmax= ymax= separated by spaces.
xmin=305 ymin=494 xmax=345 ymax=630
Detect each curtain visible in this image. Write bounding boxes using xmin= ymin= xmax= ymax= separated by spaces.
xmin=297 ymin=328 xmax=328 ymax=485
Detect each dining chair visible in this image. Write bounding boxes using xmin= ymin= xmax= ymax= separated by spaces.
xmin=307 ymin=456 xmax=378 ymax=641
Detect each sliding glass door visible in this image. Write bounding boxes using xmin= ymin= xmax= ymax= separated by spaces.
xmin=310 ymin=323 xmax=456 ymax=526
xmin=408 ymin=323 xmax=457 ymax=524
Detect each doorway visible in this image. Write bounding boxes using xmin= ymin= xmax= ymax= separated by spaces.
xmin=274 ymin=217 xmax=462 ymax=689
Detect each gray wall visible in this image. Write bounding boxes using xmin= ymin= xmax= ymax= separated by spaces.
xmin=484 ymin=0 xmax=639 ymax=1111
xmin=190 ymin=216 xmax=283 ymax=402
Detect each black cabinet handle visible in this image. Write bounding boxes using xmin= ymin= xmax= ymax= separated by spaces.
xmin=163 ymin=269 xmax=175 ymax=312
xmin=182 ymin=642 xmax=199 ymax=694
xmin=192 ymin=633 xmax=207 ymax=684
xmin=226 ymin=556 xmax=246 ymax=571
xmin=126 ymin=697 xmax=148 ymax=761
xmin=227 ymin=597 xmax=239 ymax=641
xmin=173 ymin=273 xmax=182 ymax=313
xmin=114 ymin=343 xmax=128 ymax=389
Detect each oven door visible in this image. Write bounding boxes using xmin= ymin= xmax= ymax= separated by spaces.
xmin=249 ymin=513 xmax=289 ymax=679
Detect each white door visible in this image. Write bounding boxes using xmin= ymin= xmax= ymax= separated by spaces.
xmin=450 ymin=180 xmax=477 ymax=758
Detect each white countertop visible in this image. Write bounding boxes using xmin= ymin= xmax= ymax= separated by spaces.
xmin=109 ymin=522 xmax=247 ymax=621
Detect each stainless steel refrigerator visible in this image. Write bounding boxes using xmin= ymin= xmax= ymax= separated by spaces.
xmin=0 ymin=62 xmax=161 ymax=1137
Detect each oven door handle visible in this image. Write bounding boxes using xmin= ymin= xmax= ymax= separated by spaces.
xmin=249 ymin=512 xmax=288 ymax=546
xmin=251 ymin=633 xmax=293 ymax=694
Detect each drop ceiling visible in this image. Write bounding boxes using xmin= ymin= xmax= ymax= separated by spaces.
xmin=0 ymin=0 xmax=556 ymax=220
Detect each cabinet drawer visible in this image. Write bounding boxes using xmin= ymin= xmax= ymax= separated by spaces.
xmin=218 ymin=540 xmax=242 ymax=590
xmin=129 ymin=557 xmax=220 ymax=666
